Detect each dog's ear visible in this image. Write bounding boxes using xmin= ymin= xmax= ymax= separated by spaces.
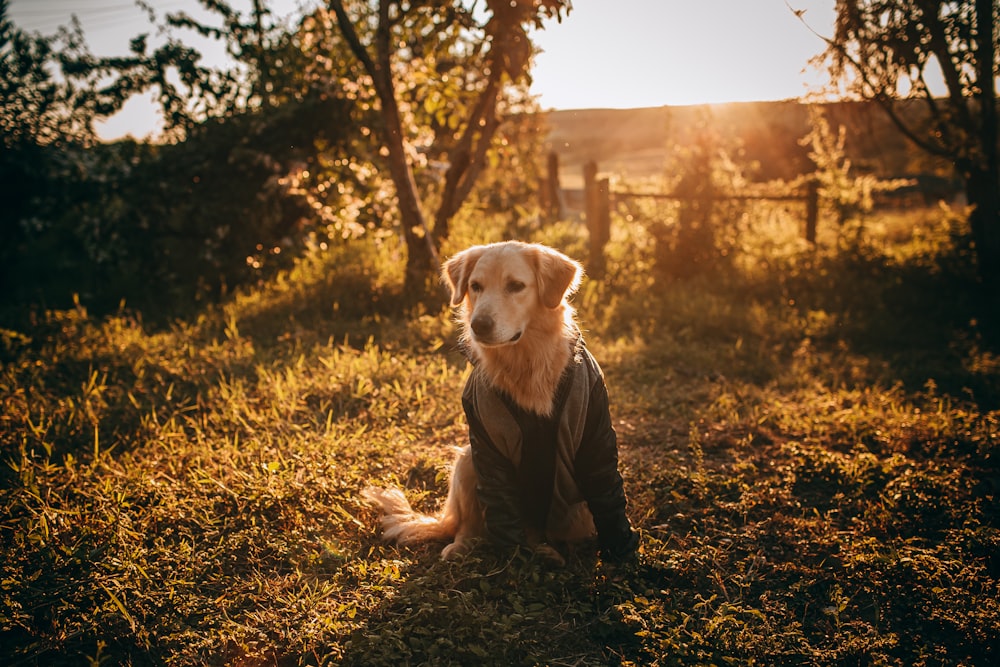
xmin=442 ymin=246 xmax=485 ymax=306
xmin=534 ymin=245 xmax=583 ymax=309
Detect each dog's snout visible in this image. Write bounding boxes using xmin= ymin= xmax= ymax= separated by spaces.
xmin=471 ymin=314 xmax=494 ymax=338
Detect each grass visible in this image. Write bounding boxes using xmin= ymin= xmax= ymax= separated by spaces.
xmin=1 ymin=205 xmax=998 ymax=665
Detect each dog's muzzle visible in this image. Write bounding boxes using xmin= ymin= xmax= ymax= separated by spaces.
xmin=470 ymin=314 xmax=521 ymax=345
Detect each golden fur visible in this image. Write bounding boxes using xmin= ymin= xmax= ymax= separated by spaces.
xmin=363 ymin=242 xmax=589 ymax=560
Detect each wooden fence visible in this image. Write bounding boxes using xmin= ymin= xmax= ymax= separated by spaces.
xmin=541 ymin=154 xmax=820 ymax=275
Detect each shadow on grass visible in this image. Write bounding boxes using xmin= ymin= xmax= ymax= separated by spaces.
xmin=329 ymin=545 xmax=646 ymax=667
xmin=769 ymin=240 xmax=1000 ymax=407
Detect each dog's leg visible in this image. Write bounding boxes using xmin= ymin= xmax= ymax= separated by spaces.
xmin=439 ymin=446 xmax=483 ymax=559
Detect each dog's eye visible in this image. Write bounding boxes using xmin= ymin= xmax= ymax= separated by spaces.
xmin=506 ymin=280 xmax=526 ymax=294
xmin=469 ymin=281 xmax=483 ymax=293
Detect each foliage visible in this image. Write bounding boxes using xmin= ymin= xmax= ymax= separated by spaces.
xmin=545 ymin=100 xmax=964 ymax=188
xmin=813 ymin=0 xmax=1000 ymax=289
xmin=821 ymin=0 xmax=994 ymax=163
xmin=64 ymin=0 xmax=301 ymax=140
xmin=0 ymin=2 xmax=101 ymax=304
xmin=322 ymin=0 xmax=571 ymax=299
xmin=0 ymin=90 xmax=361 ymax=326
xmin=1 ymin=203 xmax=998 ymax=664
xmin=0 ymin=10 xmax=93 ymax=148
xmin=799 ymin=106 xmax=915 ymax=223
xmin=641 ymin=113 xmax=754 ymax=281
xmin=1 ymin=0 xmax=565 ymax=324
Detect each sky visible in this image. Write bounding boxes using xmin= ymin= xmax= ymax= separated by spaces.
xmin=531 ymin=0 xmax=836 ymax=109
xmin=8 ymin=0 xmax=838 ymax=141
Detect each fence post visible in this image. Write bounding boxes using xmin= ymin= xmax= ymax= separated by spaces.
xmin=805 ymin=178 xmax=819 ymax=245
xmin=543 ymin=152 xmax=562 ymax=222
xmin=584 ymin=162 xmax=610 ymax=277
xmin=584 ymin=160 xmax=597 ymax=223
xmin=592 ymin=177 xmax=611 ymax=276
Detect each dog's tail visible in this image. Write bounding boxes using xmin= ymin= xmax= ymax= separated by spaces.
xmin=361 ymin=486 xmax=459 ymax=545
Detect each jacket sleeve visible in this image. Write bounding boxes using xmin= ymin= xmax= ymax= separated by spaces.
xmin=463 ymin=395 xmax=528 ymax=549
xmin=574 ymin=376 xmax=639 ymax=561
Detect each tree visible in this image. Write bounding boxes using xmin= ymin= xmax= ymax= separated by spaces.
xmin=0 ymin=1 xmax=98 ymax=147
xmin=1 ymin=0 xmax=369 ymax=319
xmin=1 ymin=0 xmax=103 ymax=309
xmin=808 ymin=0 xmax=999 ymax=291
xmin=65 ymin=1 xmax=274 ymax=141
xmin=324 ymin=0 xmax=571 ymax=301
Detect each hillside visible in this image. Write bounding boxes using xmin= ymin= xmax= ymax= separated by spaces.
xmin=543 ymin=100 xmax=926 ymax=188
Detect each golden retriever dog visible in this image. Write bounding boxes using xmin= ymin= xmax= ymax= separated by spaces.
xmin=363 ymin=242 xmax=638 ymax=563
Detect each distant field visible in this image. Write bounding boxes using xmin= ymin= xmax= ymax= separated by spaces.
xmin=543 ymin=100 xmax=922 ymax=189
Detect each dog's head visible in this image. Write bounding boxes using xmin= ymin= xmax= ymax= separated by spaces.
xmin=442 ymin=241 xmax=583 ymax=348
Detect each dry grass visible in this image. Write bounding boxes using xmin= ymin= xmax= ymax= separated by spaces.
xmin=1 ymin=206 xmax=998 ymax=665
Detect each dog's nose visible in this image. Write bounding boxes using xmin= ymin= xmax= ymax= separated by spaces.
xmin=471 ymin=314 xmax=494 ymax=338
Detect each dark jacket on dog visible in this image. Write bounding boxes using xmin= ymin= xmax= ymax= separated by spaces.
xmin=462 ymin=340 xmax=638 ymax=560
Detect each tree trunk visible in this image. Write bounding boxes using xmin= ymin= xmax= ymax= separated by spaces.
xmin=372 ymin=63 xmax=438 ymax=299
xmin=971 ymin=0 xmax=999 ymax=296
xmin=967 ymin=169 xmax=1000 ymax=294
xmin=433 ymin=75 xmax=502 ymax=244
xmin=329 ymin=0 xmax=440 ymax=303
xmin=390 ymin=153 xmax=438 ymax=302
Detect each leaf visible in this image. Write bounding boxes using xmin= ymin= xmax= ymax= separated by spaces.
xmin=99 ymin=583 xmax=136 ymax=632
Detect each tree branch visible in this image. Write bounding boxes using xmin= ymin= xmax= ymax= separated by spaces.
xmin=792 ymin=0 xmax=955 ymax=159
xmin=327 ymin=1 xmax=378 ymax=83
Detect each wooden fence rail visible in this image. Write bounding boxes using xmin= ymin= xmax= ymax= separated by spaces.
xmin=612 ymin=190 xmax=814 ymax=202
xmin=575 ymin=157 xmax=820 ymax=273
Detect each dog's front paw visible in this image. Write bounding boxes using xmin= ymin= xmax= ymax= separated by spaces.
xmin=441 ymin=539 xmax=472 ymax=560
